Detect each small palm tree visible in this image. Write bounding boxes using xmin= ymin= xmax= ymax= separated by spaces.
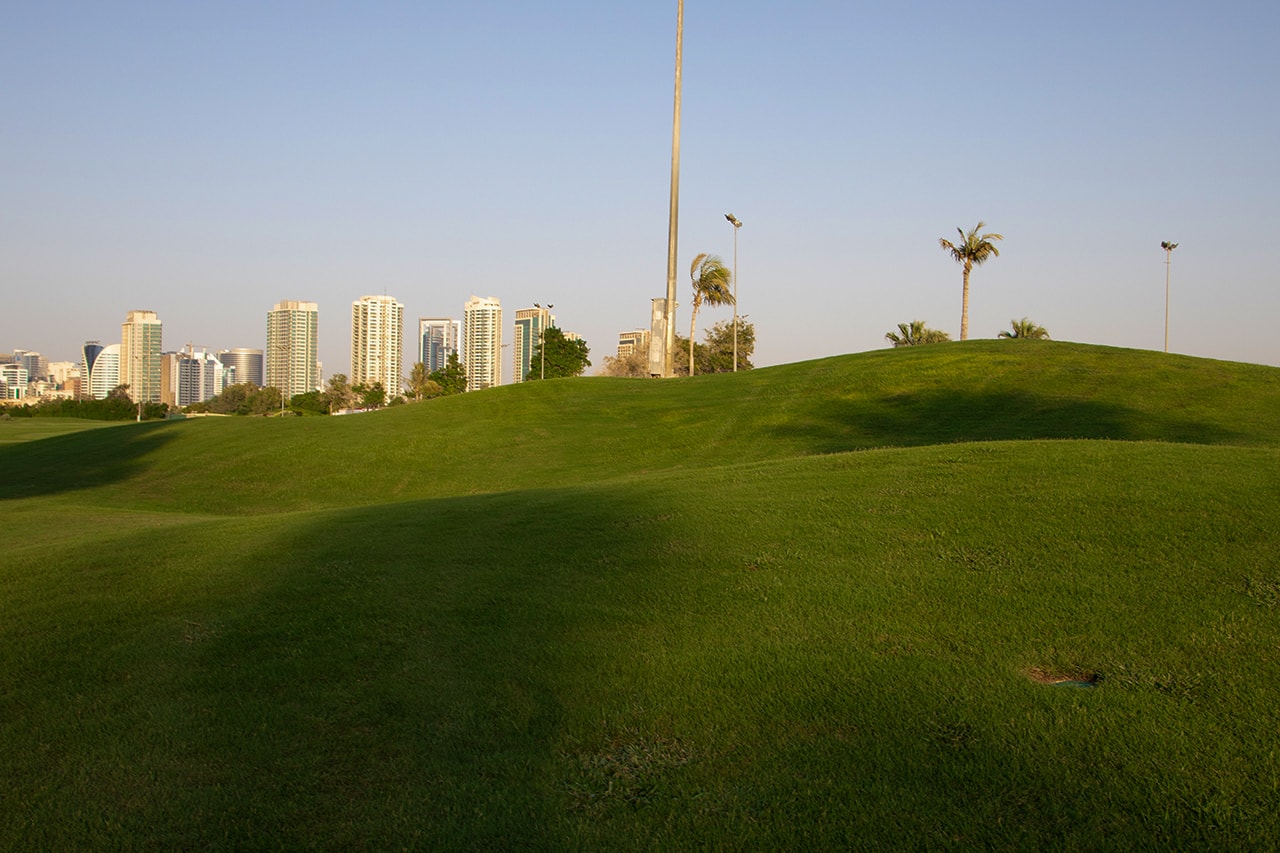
xmin=885 ymin=320 xmax=951 ymax=347
xmin=688 ymin=253 xmax=734 ymax=375
xmin=998 ymin=318 xmax=1049 ymax=340
xmin=939 ymin=222 xmax=1004 ymax=341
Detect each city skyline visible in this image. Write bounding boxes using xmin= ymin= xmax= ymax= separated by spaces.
xmin=3 ymin=4 xmax=1277 ymax=373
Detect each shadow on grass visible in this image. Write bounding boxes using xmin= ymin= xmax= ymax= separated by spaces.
xmin=4 ymin=484 xmax=684 ymax=849
xmin=779 ymin=388 xmax=1247 ymax=453
xmin=0 ymin=421 xmax=178 ymax=501
xmin=7 ymin=458 xmax=1280 ymax=849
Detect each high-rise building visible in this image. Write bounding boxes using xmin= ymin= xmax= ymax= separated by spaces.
xmin=351 ymin=295 xmax=404 ymax=396
xmin=0 ymin=364 xmax=28 ymax=399
xmin=120 ymin=310 xmax=163 ymax=403
xmin=82 ymin=341 xmax=120 ymax=400
xmin=266 ymin=300 xmax=320 ymax=400
xmin=12 ymin=350 xmax=47 ymax=382
xmin=217 ymin=348 xmax=264 ymax=387
xmin=418 ymin=318 xmax=462 ymax=374
xmin=464 ymin=295 xmax=502 ymax=391
xmin=162 ymin=348 xmax=233 ymax=407
xmin=47 ymin=361 xmax=79 ymax=388
xmin=617 ymin=329 xmax=650 ymax=357
xmin=513 ymin=306 xmax=555 ymax=383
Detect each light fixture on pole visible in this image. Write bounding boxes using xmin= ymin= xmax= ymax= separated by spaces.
xmin=534 ymin=303 xmax=554 ymax=380
xmin=1161 ymin=241 xmax=1178 ymax=353
xmin=725 ymin=213 xmax=742 ymax=371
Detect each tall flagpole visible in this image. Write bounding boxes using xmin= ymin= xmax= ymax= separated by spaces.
xmin=663 ymin=0 xmax=683 ymax=377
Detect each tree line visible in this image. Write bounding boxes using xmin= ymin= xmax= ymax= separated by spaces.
xmin=1 ymin=385 xmax=168 ymax=420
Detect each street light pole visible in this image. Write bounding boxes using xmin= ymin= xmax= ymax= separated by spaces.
xmin=1161 ymin=240 xmax=1179 ymax=353
xmin=725 ymin=213 xmax=742 ymax=371
xmin=133 ymin=353 xmax=142 ymax=422
xmin=663 ymin=0 xmax=684 ymax=378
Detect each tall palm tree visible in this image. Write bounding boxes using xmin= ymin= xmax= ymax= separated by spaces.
xmin=687 ymin=253 xmax=734 ymax=375
xmin=998 ymin=318 xmax=1049 ymax=340
xmin=939 ymin=222 xmax=1003 ymax=341
xmin=885 ymin=320 xmax=951 ymax=347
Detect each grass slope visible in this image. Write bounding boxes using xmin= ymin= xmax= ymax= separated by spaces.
xmin=5 ymin=341 xmax=1280 ymax=515
xmin=3 ymin=342 xmax=1279 ymax=849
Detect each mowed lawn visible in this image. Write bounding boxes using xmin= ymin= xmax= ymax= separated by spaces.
xmin=3 ymin=342 xmax=1279 ymax=849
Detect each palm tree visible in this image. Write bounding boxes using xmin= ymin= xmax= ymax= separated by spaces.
xmin=939 ymin=222 xmax=1004 ymax=341
xmin=687 ymin=253 xmax=734 ymax=375
xmin=885 ymin=320 xmax=951 ymax=347
xmin=998 ymin=318 xmax=1049 ymax=340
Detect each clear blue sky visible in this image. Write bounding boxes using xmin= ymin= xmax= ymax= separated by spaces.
xmin=4 ymin=1 xmax=1278 ymax=377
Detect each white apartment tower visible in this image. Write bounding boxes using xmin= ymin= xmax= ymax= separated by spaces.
xmin=120 ymin=310 xmax=163 ymax=403
xmin=464 ymin=295 xmax=502 ymax=391
xmin=162 ymin=348 xmax=233 ymax=407
xmin=513 ymin=306 xmax=555 ymax=383
xmin=351 ymin=295 xmax=404 ymax=395
xmin=418 ymin=318 xmax=462 ymax=374
xmin=266 ymin=300 xmax=320 ymax=400
xmin=82 ymin=341 xmax=120 ymax=400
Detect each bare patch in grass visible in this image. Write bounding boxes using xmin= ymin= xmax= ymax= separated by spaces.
xmin=564 ymin=727 xmax=694 ymax=812
xmin=1025 ymin=666 xmax=1099 ymax=687
xmin=1244 ymin=576 xmax=1280 ymax=608
xmin=182 ymin=620 xmax=223 ymax=643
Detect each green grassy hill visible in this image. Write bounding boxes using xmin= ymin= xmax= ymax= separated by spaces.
xmin=3 ymin=342 xmax=1279 ymax=849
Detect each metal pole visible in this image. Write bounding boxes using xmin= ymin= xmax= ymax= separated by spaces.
xmin=663 ymin=0 xmax=683 ymax=378
xmin=1164 ymin=252 xmax=1170 ymax=353
xmin=1161 ymin=241 xmax=1178 ymax=353
xmin=726 ymin=214 xmax=742 ymax=371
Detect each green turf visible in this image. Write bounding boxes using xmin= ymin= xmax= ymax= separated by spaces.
xmin=0 ymin=416 xmax=124 ymax=445
xmin=3 ymin=342 xmax=1279 ymax=849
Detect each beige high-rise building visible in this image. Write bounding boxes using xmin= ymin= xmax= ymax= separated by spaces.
xmin=120 ymin=310 xmax=163 ymax=403
xmin=266 ymin=300 xmax=320 ymax=400
xmin=351 ymin=295 xmax=404 ymax=396
xmin=617 ymin=329 xmax=650 ymax=357
xmin=464 ymin=295 xmax=502 ymax=391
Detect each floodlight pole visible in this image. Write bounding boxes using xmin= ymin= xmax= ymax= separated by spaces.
xmin=1161 ymin=240 xmax=1178 ymax=353
xmin=725 ymin=213 xmax=742 ymax=371
xmin=662 ymin=0 xmax=684 ymax=378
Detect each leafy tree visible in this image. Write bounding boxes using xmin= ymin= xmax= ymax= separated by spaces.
xmin=687 ymin=253 xmax=734 ymax=375
xmin=418 ymin=379 xmax=444 ymax=399
xmin=406 ymin=362 xmax=434 ymax=401
xmin=251 ymin=386 xmax=283 ymax=415
xmin=182 ymin=383 xmax=279 ymax=416
xmin=427 ymin=352 xmax=467 ymax=396
xmin=526 ymin=327 xmax=591 ymax=380
xmin=939 ymin=221 xmax=1003 ymax=341
xmin=324 ymin=373 xmax=354 ymax=413
xmin=290 ymin=390 xmax=328 ymax=415
xmin=662 ymin=322 xmax=755 ymax=377
xmin=107 ymin=384 xmax=132 ymax=401
xmin=885 ymin=320 xmax=951 ymax=347
xmin=998 ymin=318 xmax=1049 ymax=340
xmin=699 ymin=320 xmax=755 ymax=374
xmin=599 ymin=348 xmax=650 ymax=378
xmin=353 ymin=381 xmax=387 ymax=409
